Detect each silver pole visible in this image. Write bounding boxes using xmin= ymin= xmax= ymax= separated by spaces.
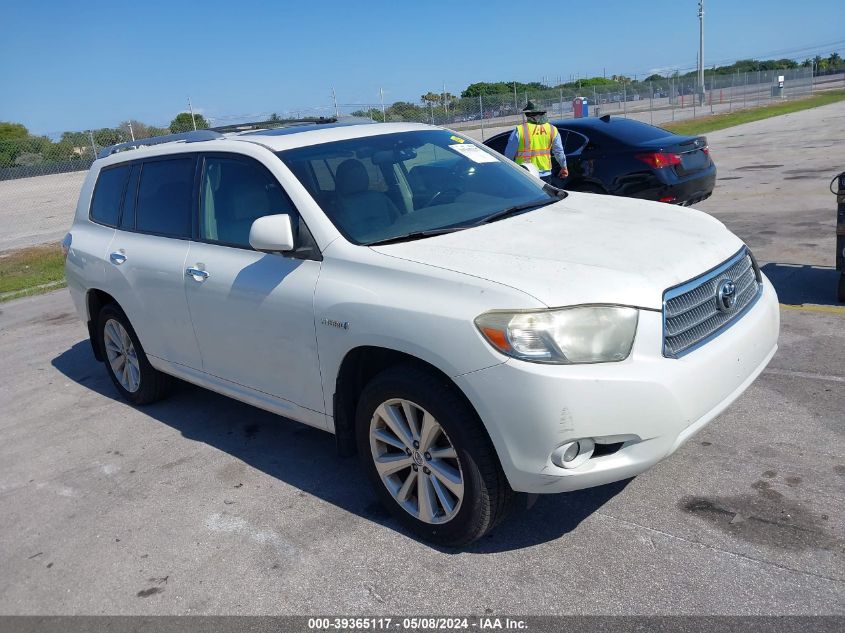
xmin=128 ymin=120 xmax=135 ymax=141
xmin=744 ymin=71 xmax=747 ymax=109
xmin=89 ymin=131 xmax=97 ymax=156
xmin=710 ymin=66 xmax=716 ymax=114
xmin=623 ymin=84 xmax=627 ymax=117
xmin=698 ymin=1 xmax=705 ymax=106
xmin=479 ymin=95 xmax=485 ymax=140
xmin=380 ymin=88 xmax=386 ymax=122
xmin=649 ymin=81 xmax=653 ymax=124
xmin=188 ymin=97 xmax=197 ymax=130
xmin=332 ymin=87 xmax=339 ymax=118
xmin=513 ymin=82 xmax=518 ymax=119
xmin=671 ymin=74 xmax=675 ymax=121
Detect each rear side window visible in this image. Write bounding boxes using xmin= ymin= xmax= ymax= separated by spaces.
xmin=563 ymin=131 xmax=588 ymax=154
xmin=90 ymin=165 xmax=130 ymax=226
xmin=136 ymin=157 xmax=195 ymax=238
xmin=119 ymin=164 xmax=141 ymax=230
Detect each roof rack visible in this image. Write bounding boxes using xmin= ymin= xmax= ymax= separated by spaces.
xmin=98 ymin=129 xmax=224 ymax=159
xmin=209 ymin=116 xmax=338 ymax=134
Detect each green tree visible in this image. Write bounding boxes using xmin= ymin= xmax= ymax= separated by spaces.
xmin=0 ymin=122 xmax=31 ymax=167
xmin=169 ymin=112 xmax=210 ymax=133
xmin=829 ymin=52 xmax=843 ymax=69
xmin=43 ymin=141 xmax=77 ymax=162
xmin=0 ymin=121 xmax=29 ymax=140
xmin=93 ymin=127 xmax=128 ymax=147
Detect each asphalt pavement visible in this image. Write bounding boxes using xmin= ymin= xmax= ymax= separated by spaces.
xmin=0 ymin=102 xmax=843 ymax=615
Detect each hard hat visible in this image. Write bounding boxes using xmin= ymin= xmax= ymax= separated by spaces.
xmin=523 ymin=100 xmax=546 ymax=115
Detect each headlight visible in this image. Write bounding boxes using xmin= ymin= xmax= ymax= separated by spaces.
xmin=474 ymin=306 xmax=638 ymax=364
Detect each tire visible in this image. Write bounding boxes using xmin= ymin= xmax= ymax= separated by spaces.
xmin=355 ymin=365 xmax=514 ymax=546
xmin=97 ymin=303 xmax=170 ymax=405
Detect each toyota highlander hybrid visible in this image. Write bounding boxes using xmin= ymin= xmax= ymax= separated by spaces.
xmin=63 ymin=120 xmax=780 ymax=545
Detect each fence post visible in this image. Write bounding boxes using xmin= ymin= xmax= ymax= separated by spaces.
xmin=559 ymin=87 xmax=564 ymax=118
xmin=649 ymin=81 xmax=654 ymax=124
xmin=710 ymin=66 xmax=716 ymax=114
xmin=623 ymin=84 xmax=627 ymax=117
xmin=479 ymin=95 xmax=485 ymax=140
xmin=671 ymin=76 xmax=676 ymax=121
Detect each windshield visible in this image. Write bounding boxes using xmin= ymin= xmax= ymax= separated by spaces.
xmin=277 ymin=130 xmax=557 ymax=245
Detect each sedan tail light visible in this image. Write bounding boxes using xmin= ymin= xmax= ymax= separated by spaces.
xmin=635 ymin=152 xmax=682 ymax=169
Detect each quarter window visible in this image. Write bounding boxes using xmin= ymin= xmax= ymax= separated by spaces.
xmin=136 ymin=157 xmax=195 ymax=238
xmin=90 ymin=164 xmax=130 ymax=227
xmin=199 ymin=156 xmax=296 ymax=249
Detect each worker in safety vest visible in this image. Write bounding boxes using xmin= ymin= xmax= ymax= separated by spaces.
xmin=504 ymin=101 xmax=568 ymax=180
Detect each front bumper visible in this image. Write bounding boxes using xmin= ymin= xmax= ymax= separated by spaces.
xmin=455 ymin=277 xmax=779 ymax=494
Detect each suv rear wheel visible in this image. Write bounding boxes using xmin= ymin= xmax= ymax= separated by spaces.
xmin=97 ymin=304 xmax=170 ymax=405
xmin=356 ymin=365 xmax=514 ymax=545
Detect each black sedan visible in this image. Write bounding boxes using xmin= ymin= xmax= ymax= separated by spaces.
xmin=483 ymin=115 xmax=716 ymax=206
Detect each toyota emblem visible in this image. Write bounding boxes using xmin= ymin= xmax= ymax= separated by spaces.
xmin=716 ymin=279 xmax=737 ymax=312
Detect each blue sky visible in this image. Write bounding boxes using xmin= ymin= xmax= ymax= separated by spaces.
xmin=1 ymin=0 xmax=843 ymax=135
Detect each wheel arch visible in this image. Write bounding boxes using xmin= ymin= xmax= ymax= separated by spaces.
xmin=332 ymin=345 xmax=490 ymax=458
xmin=86 ymin=288 xmax=119 ymax=362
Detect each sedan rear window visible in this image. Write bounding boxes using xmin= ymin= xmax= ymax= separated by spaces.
xmin=598 ymin=118 xmax=672 ymax=144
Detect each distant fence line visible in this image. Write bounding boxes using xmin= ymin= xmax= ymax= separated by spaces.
xmin=1 ymin=67 xmax=843 ymax=184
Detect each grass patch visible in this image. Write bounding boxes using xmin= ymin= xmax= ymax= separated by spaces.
xmin=0 ymin=244 xmax=67 ymax=302
xmin=662 ymin=90 xmax=845 ymax=137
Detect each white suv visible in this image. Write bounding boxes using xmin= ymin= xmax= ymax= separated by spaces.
xmin=64 ymin=121 xmax=779 ymax=545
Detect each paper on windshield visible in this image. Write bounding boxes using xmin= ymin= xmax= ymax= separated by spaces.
xmin=449 ymin=143 xmax=498 ymax=163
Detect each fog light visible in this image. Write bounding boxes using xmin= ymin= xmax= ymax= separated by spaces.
xmin=551 ymin=438 xmax=595 ymax=469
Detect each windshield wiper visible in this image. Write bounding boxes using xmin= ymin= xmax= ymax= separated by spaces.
xmin=366 ymin=226 xmax=467 ymax=246
xmin=474 ymin=197 xmax=559 ymax=226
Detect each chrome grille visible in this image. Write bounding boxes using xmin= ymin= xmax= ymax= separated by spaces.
xmin=663 ymin=248 xmax=762 ymax=357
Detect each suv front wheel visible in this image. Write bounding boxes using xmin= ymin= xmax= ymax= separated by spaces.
xmin=356 ymin=365 xmax=514 ymax=545
xmin=97 ymin=304 xmax=170 ymax=405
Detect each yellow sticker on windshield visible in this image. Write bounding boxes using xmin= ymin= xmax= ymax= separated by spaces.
xmin=450 ymin=135 xmax=465 ymax=143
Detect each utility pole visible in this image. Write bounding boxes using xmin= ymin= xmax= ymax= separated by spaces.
xmin=379 ymin=88 xmax=386 ymax=122
xmin=127 ymin=120 xmax=135 ymax=141
xmin=188 ymin=97 xmax=197 ymax=130
xmin=442 ymin=81 xmax=448 ymax=116
xmin=698 ymin=1 xmax=705 ymax=106
xmin=331 ymin=87 xmax=339 ymax=118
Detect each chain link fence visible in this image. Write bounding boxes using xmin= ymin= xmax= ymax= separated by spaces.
xmin=1 ymin=66 xmax=843 ymax=251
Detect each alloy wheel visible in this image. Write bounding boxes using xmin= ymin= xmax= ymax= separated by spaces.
xmin=103 ymin=319 xmax=141 ymax=393
xmin=369 ymin=398 xmax=464 ymax=524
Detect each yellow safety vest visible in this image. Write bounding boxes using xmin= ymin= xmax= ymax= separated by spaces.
xmin=515 ymin=121 xmax=557 ymax=173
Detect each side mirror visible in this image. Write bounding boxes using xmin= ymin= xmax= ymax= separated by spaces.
xmin=249 ymin=214 xmax=295 ymax=253
xmin=520 ymin=163 xmax=542 ymax=179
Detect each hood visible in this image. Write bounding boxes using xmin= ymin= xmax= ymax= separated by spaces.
xmin=370 ymin=192 xmax=744 ymax=310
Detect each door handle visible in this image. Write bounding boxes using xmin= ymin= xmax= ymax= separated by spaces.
xmin=109 ymin=251 xmax=126 ymax=265
xmin=185 ymin=267 xmax=210 ymax=281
